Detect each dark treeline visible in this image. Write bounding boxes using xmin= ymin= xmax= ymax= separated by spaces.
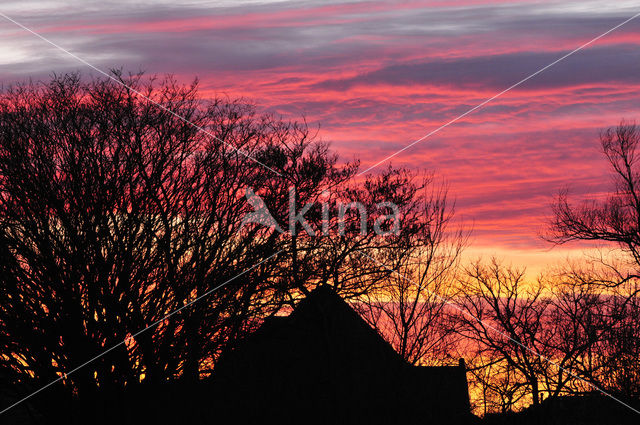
xmin=456 ymin=262 xmax=640 ymax=415
xmin=356 ymin=122 xmax=640 ymax=416
xmin=0 ymin=72 xmax=447 ymax=421
xmin=358 ymin=249 xmax=640 ymax=416
xmin=1 ymin=72 xmax=639 ymax=422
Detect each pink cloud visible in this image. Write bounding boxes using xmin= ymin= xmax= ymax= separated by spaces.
xmin=3 ymin=0 xmax=639 ymax=265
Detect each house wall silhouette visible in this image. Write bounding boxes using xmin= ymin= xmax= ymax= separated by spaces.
xmin=210 ymin=285 xmax=472 ymax=424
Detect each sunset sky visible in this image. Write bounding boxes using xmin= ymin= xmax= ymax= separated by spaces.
xmin=1 ymin=0 xmax=639 ymax=274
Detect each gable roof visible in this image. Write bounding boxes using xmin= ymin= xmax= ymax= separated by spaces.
xmin=210 ymin=285 xmax=471 ymax=424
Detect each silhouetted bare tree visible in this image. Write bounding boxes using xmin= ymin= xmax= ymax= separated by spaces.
xmin=541 ymin=275 xmax=608 ymax=397
xmin=546 ymin=120 xmax=640 ymax=397
xmin=0 ymin=71 xmax=293 ymax=398
xmin=0 ymin=71 xmax=435 ymax=417
xmin=588 ymin=280 xmax=640 ymax=398
xmin=466 ymin=354 xmax=529 ymax=414
xmin=548 ymin=122 xmax=640 ymax=286
xmin=456 ymin=261 xmax=639 ymax=415
xmin=454 ymin=260 xmax=552 ymax=408
xmin=356 ymin=181 xmax=465 ymax=365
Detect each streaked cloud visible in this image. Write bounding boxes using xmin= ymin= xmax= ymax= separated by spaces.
xmin=1 ymin=0 xmax=638 ymax=268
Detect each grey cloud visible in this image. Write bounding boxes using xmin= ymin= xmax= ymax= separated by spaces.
xmin=2 ymin=1 xmax=638 ymax=82
xmin=312 ymin=44 xmax=640 ymax=91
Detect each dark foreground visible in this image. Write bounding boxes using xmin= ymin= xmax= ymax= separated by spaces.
xmin=2 ymin=383 xmax=640 ymax=425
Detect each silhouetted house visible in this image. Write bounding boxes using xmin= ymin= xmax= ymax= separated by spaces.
xmin=210 ymin=286 xmax=471 ymax=424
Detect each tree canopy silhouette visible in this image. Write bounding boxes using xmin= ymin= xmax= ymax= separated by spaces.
xmin=549 ymin=122 xmax=640 ymax=286
xmin=0 ymin=71 xmax=439 ymax=415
